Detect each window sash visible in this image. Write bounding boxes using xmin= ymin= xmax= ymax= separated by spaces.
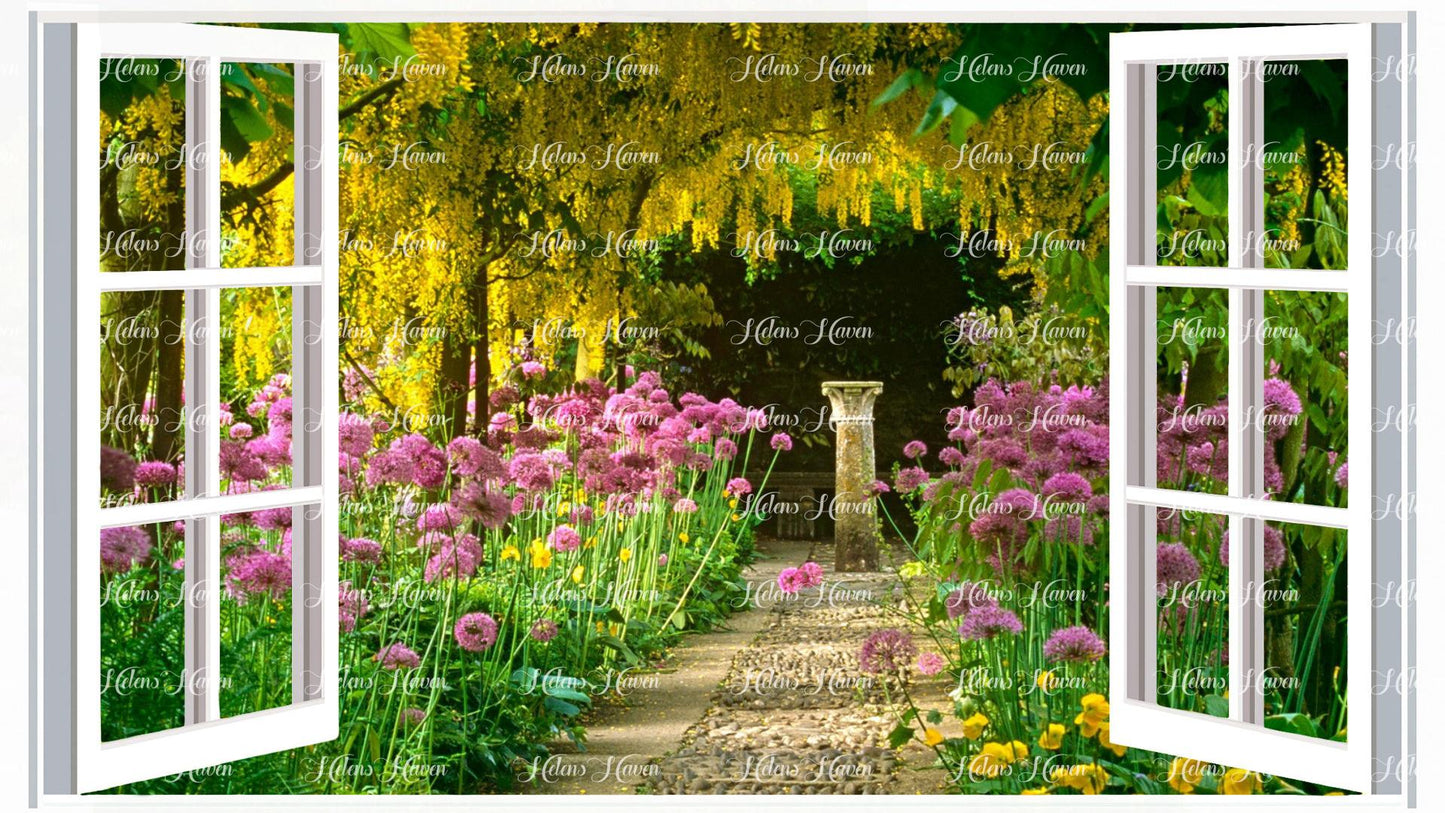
xmin=62 ymin=21 xmax=339 ymax=794
xmin=1108 ymin=22 xmax=1382 ymax=794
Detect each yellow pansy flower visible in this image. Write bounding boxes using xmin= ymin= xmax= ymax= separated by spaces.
xmin=1074 ymin=693 xmax=1110 ymax=737
xmin=1167 ymin=757 xmax=1206 ymax=794
xmin=529 ymin=539 xmax=553 ymax=569
xmin=1038 ymin=723 xmax=1065 ymax=750
xmin=1097 ymin=722 xmax=1126 ymax=757
xmin=500 ymin=544 xmax=521 ymax=562
xmin=923 ymin=728 xmax=944 ymax=747
xmin=1220 ymin=768 xmax=1262 ymax=795
xmin=619 ymin=547 xmax=632 ymax=563
xmin=968 ymin=742 xmax=1015 ymax=779
xmin=962 ymin=712 xmax=990 ymax=740
xmin=1050 ymin=764 xmax=1109 ymax=795
xmin=570 ymin=565 xmax=585 ymax=584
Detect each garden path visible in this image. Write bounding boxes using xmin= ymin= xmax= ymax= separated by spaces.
xmin=534 ymin=537 xmax=950 ymax=795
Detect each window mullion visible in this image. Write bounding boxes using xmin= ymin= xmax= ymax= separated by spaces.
xmin=1227 ymin=56 xmax=1267 ymax=726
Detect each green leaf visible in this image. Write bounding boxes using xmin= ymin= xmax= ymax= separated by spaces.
xmin=343 ymin=23 xmax=415 ymax=64
xmin=1204 ymin=694 xmax=1229 ymax=718
xmin=543 ymin=696 xmax=582 ymax=718
xmin=1265 ymin=713 xmax=1321 ymax=738
xmin=873 ymin=68 xmax=921 ymax=107
xmin=888 ymin=722 xmax=916 ymax=749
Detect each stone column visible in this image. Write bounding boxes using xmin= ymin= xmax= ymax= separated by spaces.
xmin=821 ymin=381 xmax=883 ymax=572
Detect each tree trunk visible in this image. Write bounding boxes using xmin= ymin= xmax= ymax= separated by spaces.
xmin=150 ymin=289 xmax=185 ymax=463
xmin=469 ymin=275 xmax=491 ymax=436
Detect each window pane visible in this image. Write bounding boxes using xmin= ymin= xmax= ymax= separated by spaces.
xmin=1156 ymin=286 xmax=1228 ymax=494
xmin=99 ymin=57 xmax=189 ymax=272
xmin=1253 ymin=522 xmax=1348 ymax=743
xmin=1155 ymin=62 xmax=1228 ymax=268
xmin=1260 ymin=290 xmax=1348 ymax=507
xmin=1261 ymin=60 xmax=1349 ymax=270
xmin=1155 ymin=507 xmax=1229 ymax=716
xmin=100 ymin=291 xmax=190 ymax=506
xmin=220 ymin=506 xmax=307 ymax=717
xmin=100 ymin=520 xmax=187 ymax=741
xmin=220 ymin=62 xmax=295 ymax=269
xmin=220 ymin=287 xmax=294 ymax=492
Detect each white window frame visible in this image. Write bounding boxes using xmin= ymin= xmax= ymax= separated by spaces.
xmin=41 ymin=22 xmax=339 ymax=794
xmin=1109 ymin=23 xmax=1412 ymax=795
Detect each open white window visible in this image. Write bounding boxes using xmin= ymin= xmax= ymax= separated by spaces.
xmin=41 ymin=22 xmax=339 ymax=793
xmin=1109 ymin=23 xmax=1412 ymax=795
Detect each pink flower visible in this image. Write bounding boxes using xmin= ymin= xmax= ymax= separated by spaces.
xmin=770 ymin=432 xmax=793 ymax=451
xmin=454 ymin=612 xmax=499 ymax=653
xmin=903 ymin=440 xmax=928 ymax=460
xmin=530 ymin=618 xmax=559 ymax=643
xmin=375 ymin=642 xmax=422 ymax=670
xmin=916 ymin=651 xmax=946 ymax=676
xmin=519 ymin=361 xmax=547 ymax=379
xmin=725 ymin=477 xmax=752 ymax=497
xmin=548 ymin=524 xmax=582 ymax=553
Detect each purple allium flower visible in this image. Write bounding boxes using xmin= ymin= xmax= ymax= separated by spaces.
xmin=340 ymin=536 xmax=383 ymax=564
xmin=401 ymin=707 xmax=427 ymax=727
xmin=519 ymin=361 xmax=547 ymax=379
xmin=100 ymin=526 xmax=152 ymax=574
xmin=903 ymin=440 xmax=928 ymax=460
xmin=770 ymin=432 xmax=794 ymax=452
xmin=672 ymin=497 xmax=699 ymax=514
xmin=224 ymin=549 xmax=291 ymax=604
xmin=939 ymin=447 xmax=966 ymax=467
xmin=508 ymin=452 xmax=555 ymax=492
xmin=338 ymin=412 xmax=373 ymax=457
xmin=1043 ymin=625 xmax=1107 ymax=663
xmin=530 ymin=618 xmax=559 ymax=643
xmin=229 ymin=423 xmax=255 ymax=440
xmin=1334 ymin=460 xmax=1349 ymax=489
xmin=1155 ymin=542 xmax=1201 ymax=592
xmin=100 ymin=445 xmax=138 ymax=492
xmin=725 ymin=477 xmax=753 ymax=497
xmin=658 ymin=554 xmax=669 ymax=567
xmin=451 ymin=481 xmax=512 ymax=530
xmin=418 ymin=503 xmax=464 ymax=533
xmin=869 ymin=479 xmax=891 ymax=495
xmin=958 ymin=605 xmax=1024 ymax=640
xmin=1042 ymin=471 xmax=1093 ymax=503
xmin=425 ymin=536 xmax=483 ymax=583
xmin=338 ymin=580 xmax=369 ymax=633
xmin=713 ymin=438 xmax=738 ymax=461
xmin=895 ymin=466 xmax=930 ymax=493
xmin=375 ymin=642 xmax=422 ymax=670
xmin=859 ymin=628 xmax=918 ymax=674
xmin=1219 ymin=525 xmax=1288 ymax=572
xmin=916 ymin=651 xmax=947 ymax=676
xmin=548 ymin=524 xmax=582 ymax=553
xmin=134 ymin=460 xmax=177 ymax=488
xmin=945 ymin=582 xmax=1000 ymax=619
xmin=454 ymin=612 xmax=499 ymax=653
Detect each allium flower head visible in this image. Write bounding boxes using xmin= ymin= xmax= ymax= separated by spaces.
xmin=770 ymin=432 xmax=794 ymax=452
xmin=101 ymin=446 xmax=138 ymax=492
xmin=1155 ymin=542 xmax=1201 ymax=592
xmin=375 ymin=642 xmax=422 ymax=670
xmin=548 ymin=524 xmax=582 ymax=553
xmin=134 ymin=460 xmax=177 ymax=488
xmin=530 ymin=618 xmax=559 ymax=643
xmin=672 ymin=497 xmax=699 ymax=514
xmin=725 ymin=477 xmax=753 ymax=497
xmin=1043 ymin=625 xmax=1107 ymax=663
xmin=895 ymin=466 xmax=930 ymax=493
xmin=859 ymin=628 xmax=917 ymax=674
xmin=958 ymin=605 xmax=1024 ymax=640
xmin=916 ymin=651 xmax=947 ymax=676
xmin=903 ymin=440 xmax=928 ymax=460
xmin=454 ymin=612 xmax=499 ymax=653
xmin=100 ymin=526 xmax=152 ymax=574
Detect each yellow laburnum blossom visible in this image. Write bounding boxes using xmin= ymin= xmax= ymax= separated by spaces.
xmin=962 ymin=712 xmax=990 ymax=740
xmin=1097 ymin=722 xmax=1126 ymax=757
xmin=923 ymin=728 xmax=944 ymax=747
xmin=1050 ymin=763 xmax=1109 ymax=795
xmin=1167 ymin=757 xmax=1207 ymax=794
xmin=1220 ymin=768 xmax=1262 ymax=795
xmin=1038 ymin=723 xmax=1065 ymax=751
xmin=968 ymin=742 xmax=1015 ymax=779
xmin=1074 ymin=693 xmax=1110 ymax=737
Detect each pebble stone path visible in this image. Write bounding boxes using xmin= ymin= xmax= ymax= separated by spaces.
xmin=533 ymin=535 xmax=950 ymax=795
